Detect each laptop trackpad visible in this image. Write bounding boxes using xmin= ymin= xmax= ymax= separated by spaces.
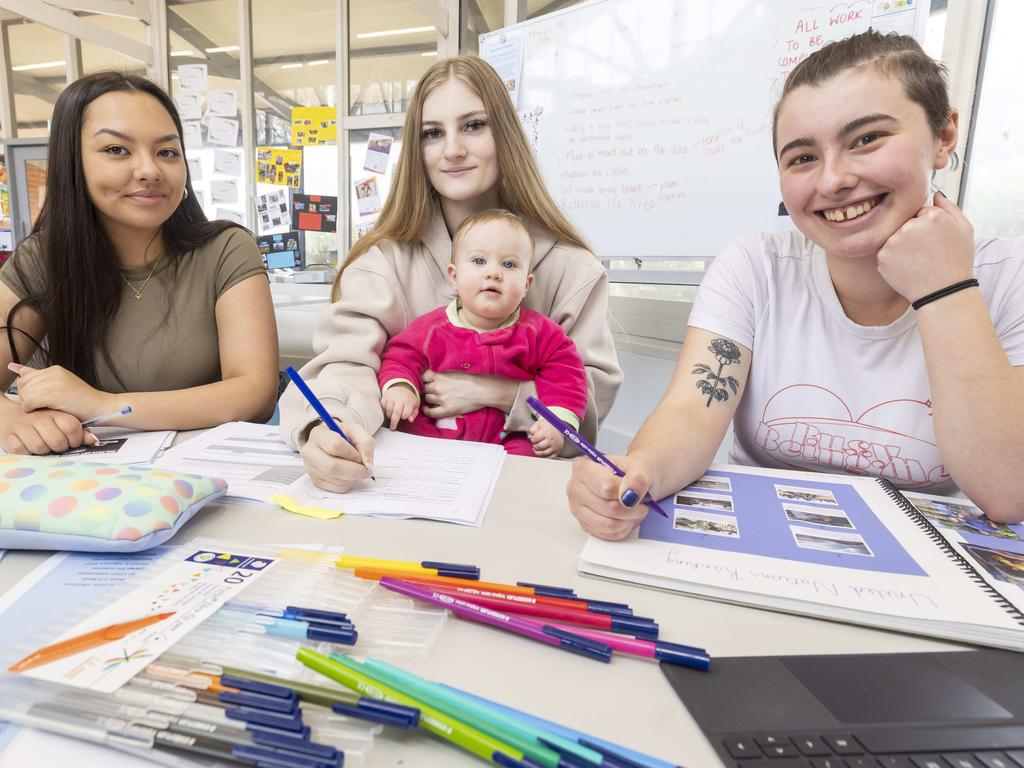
xmin=782 ymin=654 xmax=1013 ymax=723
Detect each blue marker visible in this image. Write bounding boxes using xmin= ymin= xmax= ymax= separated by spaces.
xmin=285 ymin=365 xmax=374 ymax=480
xmin=526 ymin=396 xmax=668 ymax=518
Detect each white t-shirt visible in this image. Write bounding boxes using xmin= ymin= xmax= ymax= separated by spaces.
xmin=688 ymin=230 xmax=1024 ymax=494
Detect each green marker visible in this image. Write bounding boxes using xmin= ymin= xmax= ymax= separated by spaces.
xmin=361 ymin=657 xmax=605 ymax=767
xmin=296 ymin=647 xmax=526 ymax=766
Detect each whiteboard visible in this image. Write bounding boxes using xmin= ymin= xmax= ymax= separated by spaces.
xmin=481 ymin=0 xmax=929 ymax=259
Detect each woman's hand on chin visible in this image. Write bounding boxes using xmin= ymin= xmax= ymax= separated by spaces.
xmin=877 ymin=191 xmax=975 ymax=303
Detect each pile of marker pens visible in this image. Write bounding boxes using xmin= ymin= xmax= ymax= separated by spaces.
xmin=0 ymin=649 xmax=419 ymax=767
xmin=335 ymin=555 xmax=712 ymax=669
xmin=0 ymin=547 xmax=452 ymax=768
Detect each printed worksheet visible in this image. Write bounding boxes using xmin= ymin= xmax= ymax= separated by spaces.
xmin=283 ymin=430 xmax=505 ymax=526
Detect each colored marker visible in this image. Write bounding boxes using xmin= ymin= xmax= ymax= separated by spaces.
xmin=296 ymin=647 xmax=531 ymax=766
xmin=395 ymin=581 xmax=634 ymax=618
xmin=207 ymin=610 xmax=357 ymax=645
xmin=149 ymin=655 xmax=419 ymax=728
xmin=444 ymin=684 xmax=682 ymax=768
xmin=337 ymin=555 xmax=479 ymax=579
xmin=80 ymin=405 xmax=133 ymax=428
xmin=419 ymin=585 xmax=658 ymax=638
xmin=526 ymin=396 xmax=668 ymax=518
xmin=352 ymin=568 xmax=617 ymax=606
xmin=379 ymin=577 xmax=612 ymax=663
xmin=539 ymin=621 xmax=708 ymax=670
xmin=9 ymin=611 xmax=175 ymax=673
xmin=285 ymin=365 xmax=374 ymax=480
xmin=361 ymin=657 xmax=607 ymax=768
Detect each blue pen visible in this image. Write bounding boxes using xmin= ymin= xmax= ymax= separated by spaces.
xmin=285 ymin=365 xmax=375 ymax=480
xmin=526 ymin=396 xmax=668 ymax=518
xmin=81 ymin=405 xmax=133 ymax=428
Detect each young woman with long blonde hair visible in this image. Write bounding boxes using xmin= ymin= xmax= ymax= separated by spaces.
xmin=279 ymin=55 xmax=623 ymax=492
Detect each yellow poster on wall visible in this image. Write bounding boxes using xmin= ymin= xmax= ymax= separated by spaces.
xmin=256 ymin=147 xmax=303 ymax=188
xmin=291 ymin=107 xmax=337 ymax=146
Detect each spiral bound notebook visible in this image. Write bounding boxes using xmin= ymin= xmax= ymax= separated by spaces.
xmin=578 ymin=464 xmax=1024 ymax=650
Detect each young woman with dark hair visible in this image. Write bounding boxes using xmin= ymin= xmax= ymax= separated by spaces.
xmin=568 ymin=30 xmax=1024 ymax=537
xmin=0 ymin=71 xmax=279 ymax=454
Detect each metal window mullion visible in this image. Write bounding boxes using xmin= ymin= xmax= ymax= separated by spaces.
xmin=0 ymin=21 xmax=16 ymax=140
xmin=338 ymin=0 xmax=351 ymax=259
xmin=65 ymin=35 xmax=82 ymax=82
xmin=940 ymin=0 xmax=991 ymax=205
xmin=147 ymin=0 xmax=169 ymax=89
xmin=239 ymin=0 xmax=256 ymax=230
xmin=504 ymin=0 xmax=525 ymax=27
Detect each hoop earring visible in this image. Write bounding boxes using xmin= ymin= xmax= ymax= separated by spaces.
xmin=183 ymin=188 xmax=189 ymax=200
xmin=947 ymin=151 xmax=960 ymax=172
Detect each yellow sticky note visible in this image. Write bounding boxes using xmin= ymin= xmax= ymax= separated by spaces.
xmin=270 ymin=494 xmax=342 ymax=520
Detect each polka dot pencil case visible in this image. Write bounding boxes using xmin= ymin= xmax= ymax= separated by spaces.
xmin=0 ymin=455 xmax=227 ymax=552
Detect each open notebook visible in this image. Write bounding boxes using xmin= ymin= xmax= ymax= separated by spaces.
xmin=579 ymin=464 xmax=1024 ymax=650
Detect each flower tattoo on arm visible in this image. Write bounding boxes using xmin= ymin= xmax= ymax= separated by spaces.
xmin=692 ymin=338 xmax=741 ymax=407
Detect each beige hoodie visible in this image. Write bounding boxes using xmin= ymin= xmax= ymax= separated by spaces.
xmin=278 ymin=204 xmax=623 ymax=450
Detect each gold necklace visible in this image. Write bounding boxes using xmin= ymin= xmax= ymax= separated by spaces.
xmin=120 ymin=253 xmax=164 ymax=300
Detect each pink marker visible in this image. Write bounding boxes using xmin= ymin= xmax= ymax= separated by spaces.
xmin=541 ymin=619 xmax=710 ymax=670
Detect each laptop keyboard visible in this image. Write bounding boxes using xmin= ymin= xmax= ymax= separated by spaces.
xmin=723 ymin=727 xmax=1024 ymax=768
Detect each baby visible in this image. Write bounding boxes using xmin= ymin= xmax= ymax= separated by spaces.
xmin=378 ymin=209 xmax=588 ymax=457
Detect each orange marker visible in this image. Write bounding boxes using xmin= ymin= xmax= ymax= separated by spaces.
xmin=9 ymin=611 xmax=175 ymax=673
xmin=354 ymin=568 xmax=548 ymax=596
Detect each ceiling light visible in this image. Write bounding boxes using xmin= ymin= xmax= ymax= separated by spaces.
xmin=308 ymin=60 xmax=329 ymax=66
xmin=422 ymin=51 xmax=437 ymax=56
xmin=356 ymin=25 xmax=434 ymax=40
xmin=281 ymin=62 xmax=304 ymax=69
xmin=170 ymin=50 xmax=195 ymax=57
xmin=205 ymin=45 xmax=240 ymax=53
xmin=12 ymin=60 xmax=65 ymax=72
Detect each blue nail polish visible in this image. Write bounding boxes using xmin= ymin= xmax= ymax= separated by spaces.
xmin=621 ymin=489 xmax=640 ymax=507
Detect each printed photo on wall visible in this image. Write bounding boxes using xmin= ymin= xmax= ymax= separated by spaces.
xmin=354 ymin=177 xmax=382 ymax=217
xmin=363 ymin=132 xmax=394 ymax=174
xmin=356 ymin=219 xmax=377 ymax=238
xmin=256 ymin=147 xmax=302 ymax=188
xmin=291 ymin=194 xmax=338 ymax=233
xmin=255 ymin=188 xmax=291 ymax=235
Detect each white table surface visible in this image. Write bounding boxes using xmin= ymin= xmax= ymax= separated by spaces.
xmin=0 ymin=454 xmax=964 ymax=767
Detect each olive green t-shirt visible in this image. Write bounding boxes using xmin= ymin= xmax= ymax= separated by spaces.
xmin=0 ymin=227 xmax=267 ymax=393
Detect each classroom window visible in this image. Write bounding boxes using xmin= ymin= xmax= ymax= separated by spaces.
xmin=7 ymin=21 xmax=66 ymax=138
xmin=527 ymin=0 xmax=589 ymax=19
xmin=348 ymin=1 xmax=438 ymax=116
xmin=461 ymin=0 xmax=505 ymax=55
xmin=961 ymin=0 xmax=1024 ymax=238
xmin=254 ymin=0 xmax=337 ymax=110
xmin=168 ymin=0 xmax=247 ymax=227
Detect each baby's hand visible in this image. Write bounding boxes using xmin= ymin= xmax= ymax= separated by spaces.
xmin=528 ymin=420 xmax=564 ymax=458
xmin=380 ymin=385 xmax=419 ymax=430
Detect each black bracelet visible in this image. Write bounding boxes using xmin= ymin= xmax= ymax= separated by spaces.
xmin=911 ymin=278 xmax=979 ymax=310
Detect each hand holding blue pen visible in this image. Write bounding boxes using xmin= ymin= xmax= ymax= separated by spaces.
xmin=285 ymin=366 xmax=375 ymax=481
xmin=526 ymin=396 xmax=668 ymax=518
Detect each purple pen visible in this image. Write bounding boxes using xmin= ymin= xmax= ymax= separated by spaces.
xmin=526 ymin=396 xmax=669 ymax=518
xmin=379 ymin=577 xmax=612 ymax=663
